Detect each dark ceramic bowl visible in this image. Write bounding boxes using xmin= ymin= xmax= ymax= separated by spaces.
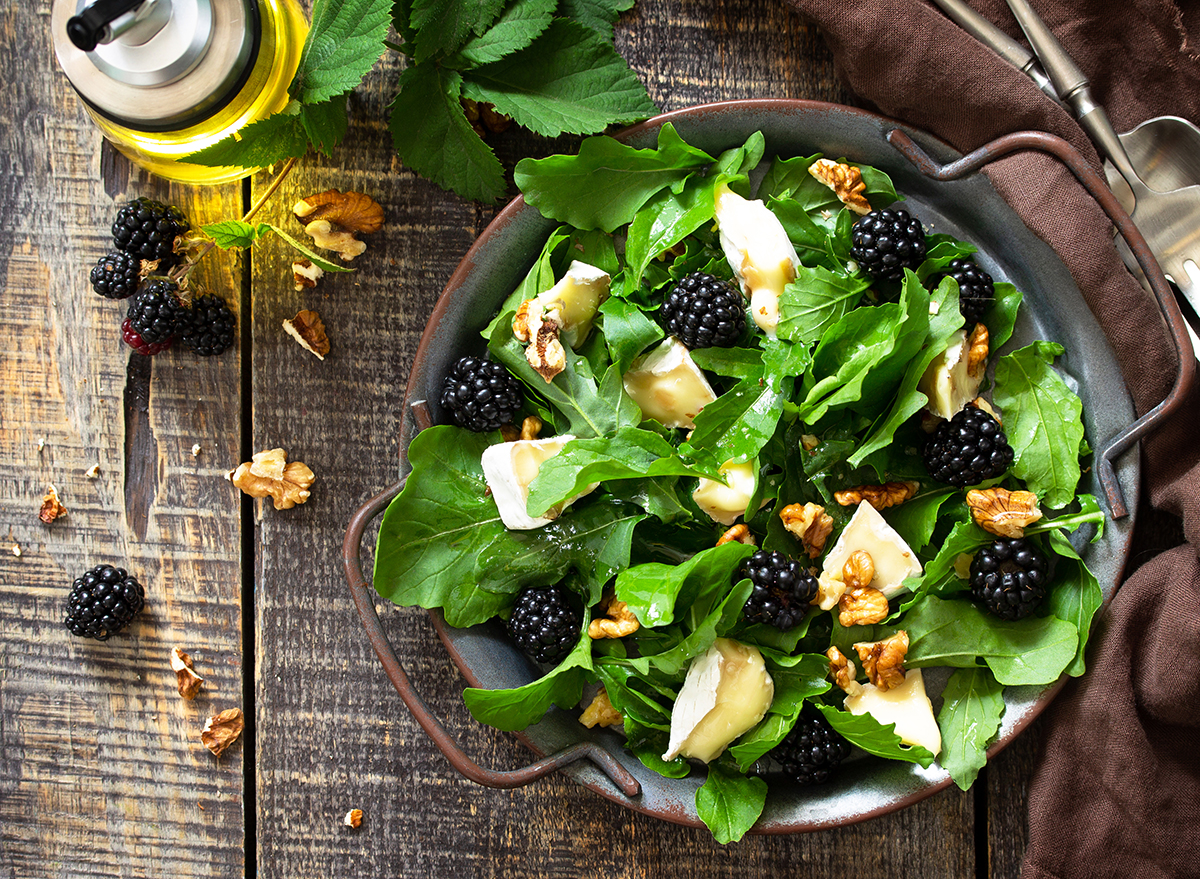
xmin=390 ymin=100 xmax=1138 ymax=832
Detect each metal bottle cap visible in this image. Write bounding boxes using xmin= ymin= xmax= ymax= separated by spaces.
xmin=52 ymin=0 xmax=259 ymax=131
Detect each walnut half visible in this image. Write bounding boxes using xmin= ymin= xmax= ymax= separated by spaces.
xmin=808 ymin=159 xmax=872 ymax=215
xmin=588 ymin=595 xmax=639 ymax=639
xmin=853 ymin=631 xmax=909 ymax=692
xmin=779 ymin=502 xmax=834 ymax=558
xmin=293 ymin=190 xmax=384 ymax=262
xmin=834 ymin=480 xmax=919 ymax=511
xmin=227 ymin=448 xmax=315 ymax=510
xmin=967 ymin=487 xmax=1043 ymax=538
xmin=200 ymin=708 xmax=244 ymax=757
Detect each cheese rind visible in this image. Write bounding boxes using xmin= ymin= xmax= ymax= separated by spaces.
xmin=843 ymin=667 xmax=942 ymax=755
xmin=663 ymin=638 xmax=775 ymax=763
xmin=713 ymin=186 xmax=800 ymax=338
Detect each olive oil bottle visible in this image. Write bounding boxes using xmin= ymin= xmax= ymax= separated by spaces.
xmin=52 ymin=0 xmax=308 ymax=184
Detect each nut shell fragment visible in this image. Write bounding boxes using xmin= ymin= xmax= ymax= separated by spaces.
xmin=283 ymin=309 xmax=330 ymax=360
xmin=38 ymin=484 xmax=67 ymax=523
xmin=201 ymin=708 xmax=244 ymax=757
xmin=967 ymin=487 xmax=1043 ymax=538
xmin=227 ymin=448 xmax=315 ymax=510
xmin=171 ymin=647 xmax=205 ymax=700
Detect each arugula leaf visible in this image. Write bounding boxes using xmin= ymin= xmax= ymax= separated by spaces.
xmin=448 ymin=0 xmax=555 ymax=67
xmin=472 ymin=499 xmax=645 ymax=605
xmin=201 ymin=221 xmax=273 ymax=249
xmin=776 ymin=265 xmax=871 ymax=344
xmin=616 ymin=542 xmax=756 ymax=628
xmin=372 ymin=426 xmax=511 ymax=627
xmin=525 ymin=427 xmax=716 ymax=517
xmin=1027 ymin=493 xmax=1105 ymax=541
xmin=728 ymin=657 xmax=831 ymax=769
xmin=937 ymin=666 xmax=1005 ymax=790
xmin=1042 ymin=529 xmax=1104 ymax=676
xmin=814 ymin=703 xmax=936 ymax=767
xmin=293 ymin=0 xmax=392 ymax=101
xmin=593 ymin=659 xmax=675 ymax=728
xmin=390 ymin=63 xmax=506 ymax=202
xmin=462 ymin=618 xmax=593 ymax=731
xmin=462 ymin=19 xmax=656 ymax=138
xmin=993 ymin=342 xmax=1086 ymax=508
xmin=904 ymin=595 xmax=1079 ymax=686
xmin=883 ymin=488 xmax=956 ymax=554
xmin=598 ymin=297 xmax=663 ymax=373
xmin=695 ymin=762 xmax=768 ymax=844
xmin=988 ymin=281 xmax=1023 ymax=350
xmin=515 ymin=123 xmax=714 ymax=231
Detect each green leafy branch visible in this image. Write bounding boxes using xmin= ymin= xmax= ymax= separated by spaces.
xmin=183 ymin=0 xmax=657 ymax=203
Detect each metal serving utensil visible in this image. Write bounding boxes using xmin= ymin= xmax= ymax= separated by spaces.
xmin=930 ymin=0 xmax=1200 ymax=359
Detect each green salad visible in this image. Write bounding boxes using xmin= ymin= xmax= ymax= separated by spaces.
xmin=372 ymin=124 xmax=1105 ymax=842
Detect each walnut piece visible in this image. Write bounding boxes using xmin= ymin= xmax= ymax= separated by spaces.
xmin=519 ymin=416 xmax=543 ymax=441
xmin=808 ymin=158 xmax=872 ymax=215
xmin=513 ymin=300 xmax=566 ymax=382
xmin=171 ymin=647 xmax=205 ymax=700
xmin=282 ymin=309 xmax=330 ymax=360
xmin=227 ymin=448 xmax=315 ymax=510
xmin=716 ymin=523 xmax=756 ymax=547
xmin=972 ymin=396 xmax=1002 ymax=424
xmin=778 ymin=502 xmax=834 ymax=558
xmin=834 ymin=480 xmax=919 ymax=511
xmin=967 ymin=322 xmax=990 ymax=378
xmin=853 ymin=631 xmax=909 ymax=692
xmin=343 ymin=809 xmax=364 ymax=828
xmin=967 ymin=487 xmax=1043 ymax=538
xmin=579 ymin=688 xmax=623 ymax=728
xmin=85 ymin=464 xmax=100 ymax=479
xmin=838 ymin=585 xmax=890 ymax=627
xmin=814 ymin=570 xmax=849 ymax=610
xmin=38 ymin=484 xmax=67 ymax=524
xmin=293 ymin=190 xmax=383 ymax=252
xmin=292 ymin=259 xmax=324 ymax=291
xmin=462 ymin=98 xmax=513 ymax=137
xmin=588 ymin=595 xmax=639 ymax=639
xmin=842 ymin=549 xmax=876 ymax=591
xmin=826 ymin=646 xmax=861 ymax=694
xmin=200 ymin=708 xmax=244 ymax=757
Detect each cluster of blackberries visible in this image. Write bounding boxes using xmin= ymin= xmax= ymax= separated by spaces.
xmin=507 ymin=584 xmax=580 ymax=665
xmin=440 ymin=355 xmax=524 ymax=432
xmin=88 ymin=197 xmax=236 ymax=357
xmin=661 ymin=272 xmax=745 ymax=350
xmin=740 ymin=550 xmax=819 ymax=631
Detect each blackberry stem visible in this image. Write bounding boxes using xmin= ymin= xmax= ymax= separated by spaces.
xmin=170 ymin=156 xmax=301 ymax=286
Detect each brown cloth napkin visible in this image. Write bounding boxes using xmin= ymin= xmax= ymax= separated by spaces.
xmin=780 ymin=1 xmax=1200 ymax=877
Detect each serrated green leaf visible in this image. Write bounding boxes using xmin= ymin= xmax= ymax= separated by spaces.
xmin=201 ymin=220 xmax=273 ymax=249
xmin=450 ymin=0 xmax=556 ymax=67
xmin=389 ymin=63 xmax=506 ymax=202
xmin=294 ymin=0 xmax=391 ymax=102
xmin=265 ymin=224 xmax=353 ymax=274
xmin=409 ymin=0 xmax=506 ymax=61
xmin=182 ymin=105 xmax=310 ymax=168
xmin=461 ymin=18 xmax=657 ymax=138
xmin=300 ymin=96 xmax=350 ymax=154
xmin=558 ymin=0 xmax=635 ymax=38
xmin=937 ymin=666 xmax=1005 ymax=790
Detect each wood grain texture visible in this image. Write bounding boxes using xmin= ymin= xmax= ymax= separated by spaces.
xmin=0 ymin=4 xmax=246 ymax=873
xmin=249 ymin=1 xmax=975 ymax=876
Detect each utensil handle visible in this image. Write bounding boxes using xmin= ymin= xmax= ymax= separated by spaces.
xmin=342 ymin=480 xmax=641 ymax=798
xmin=928 ymin=0 xmax=1061 ymax=104
xmin=1001 ymin=0 xmax=1144 ymax=186
xmin=887 ymin=128 xmax=1197 ymax=520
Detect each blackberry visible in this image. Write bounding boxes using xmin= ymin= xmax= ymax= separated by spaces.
xmin=64 ymin=564 xmax=146 ymax=640
xmin=850 ymin=208 xmax=928 ymax=281
xmin=924 ymin=406 xmax=1014 ymax=487
xmin=89 ymin=250 xmax=141 ymax=300
xmin=111 ymin=197 xmax=189 ymax=267
xmin=932 ymin=258 xmax=995 ymax=324
xmin=126 ymin=278 xmax=185 ymax=345
xmin=507 ymin=584 xmax=580 ymax=665
xmin=740 ymin=550 xmax=819 ymax=631
xmin=440 ymin=356 xmax=523 ymax=432
xmin=121 ymin=318 xmax=174 ymax=356
xmin=660 ymin=272 xmax=745 ymax=349
xmin=970 ymin=537 xmax=1050 ymax=620
xmin=180 ymin=293 xmax=236 ymax=356
xmin=772 ymin=710 xmax=852 ymax=785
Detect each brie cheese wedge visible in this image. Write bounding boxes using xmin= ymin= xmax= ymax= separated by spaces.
xmin=819 ymin=501 xmax=922 ymax=609
xmin=843 ymin=667 xmax=942 ymax=755
xmin=481 ymin=435 xmax=596 ymax=530
xmin=693 ymin=459 xmax=761 ymax=526
xmin=918 ymin=328 xmax=983 ymax=421
xmin=622 ymin=337 xmax=718 ymax=429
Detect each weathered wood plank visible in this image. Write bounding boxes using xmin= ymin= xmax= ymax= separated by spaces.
xmin=249 ymin=1 xmax=976 ymax=876
xmin=0 ymin=4 xmax=246 ymax=873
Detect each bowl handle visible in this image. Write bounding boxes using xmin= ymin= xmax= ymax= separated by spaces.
xmin=342 ymin=480 xmax=642 ymax=797
xmin=887 ymin=128 xmax=1196 ymax=520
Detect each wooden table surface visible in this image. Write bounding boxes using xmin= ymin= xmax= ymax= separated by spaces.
xmin=1 ymin=0 xmax=1183 ymax=876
